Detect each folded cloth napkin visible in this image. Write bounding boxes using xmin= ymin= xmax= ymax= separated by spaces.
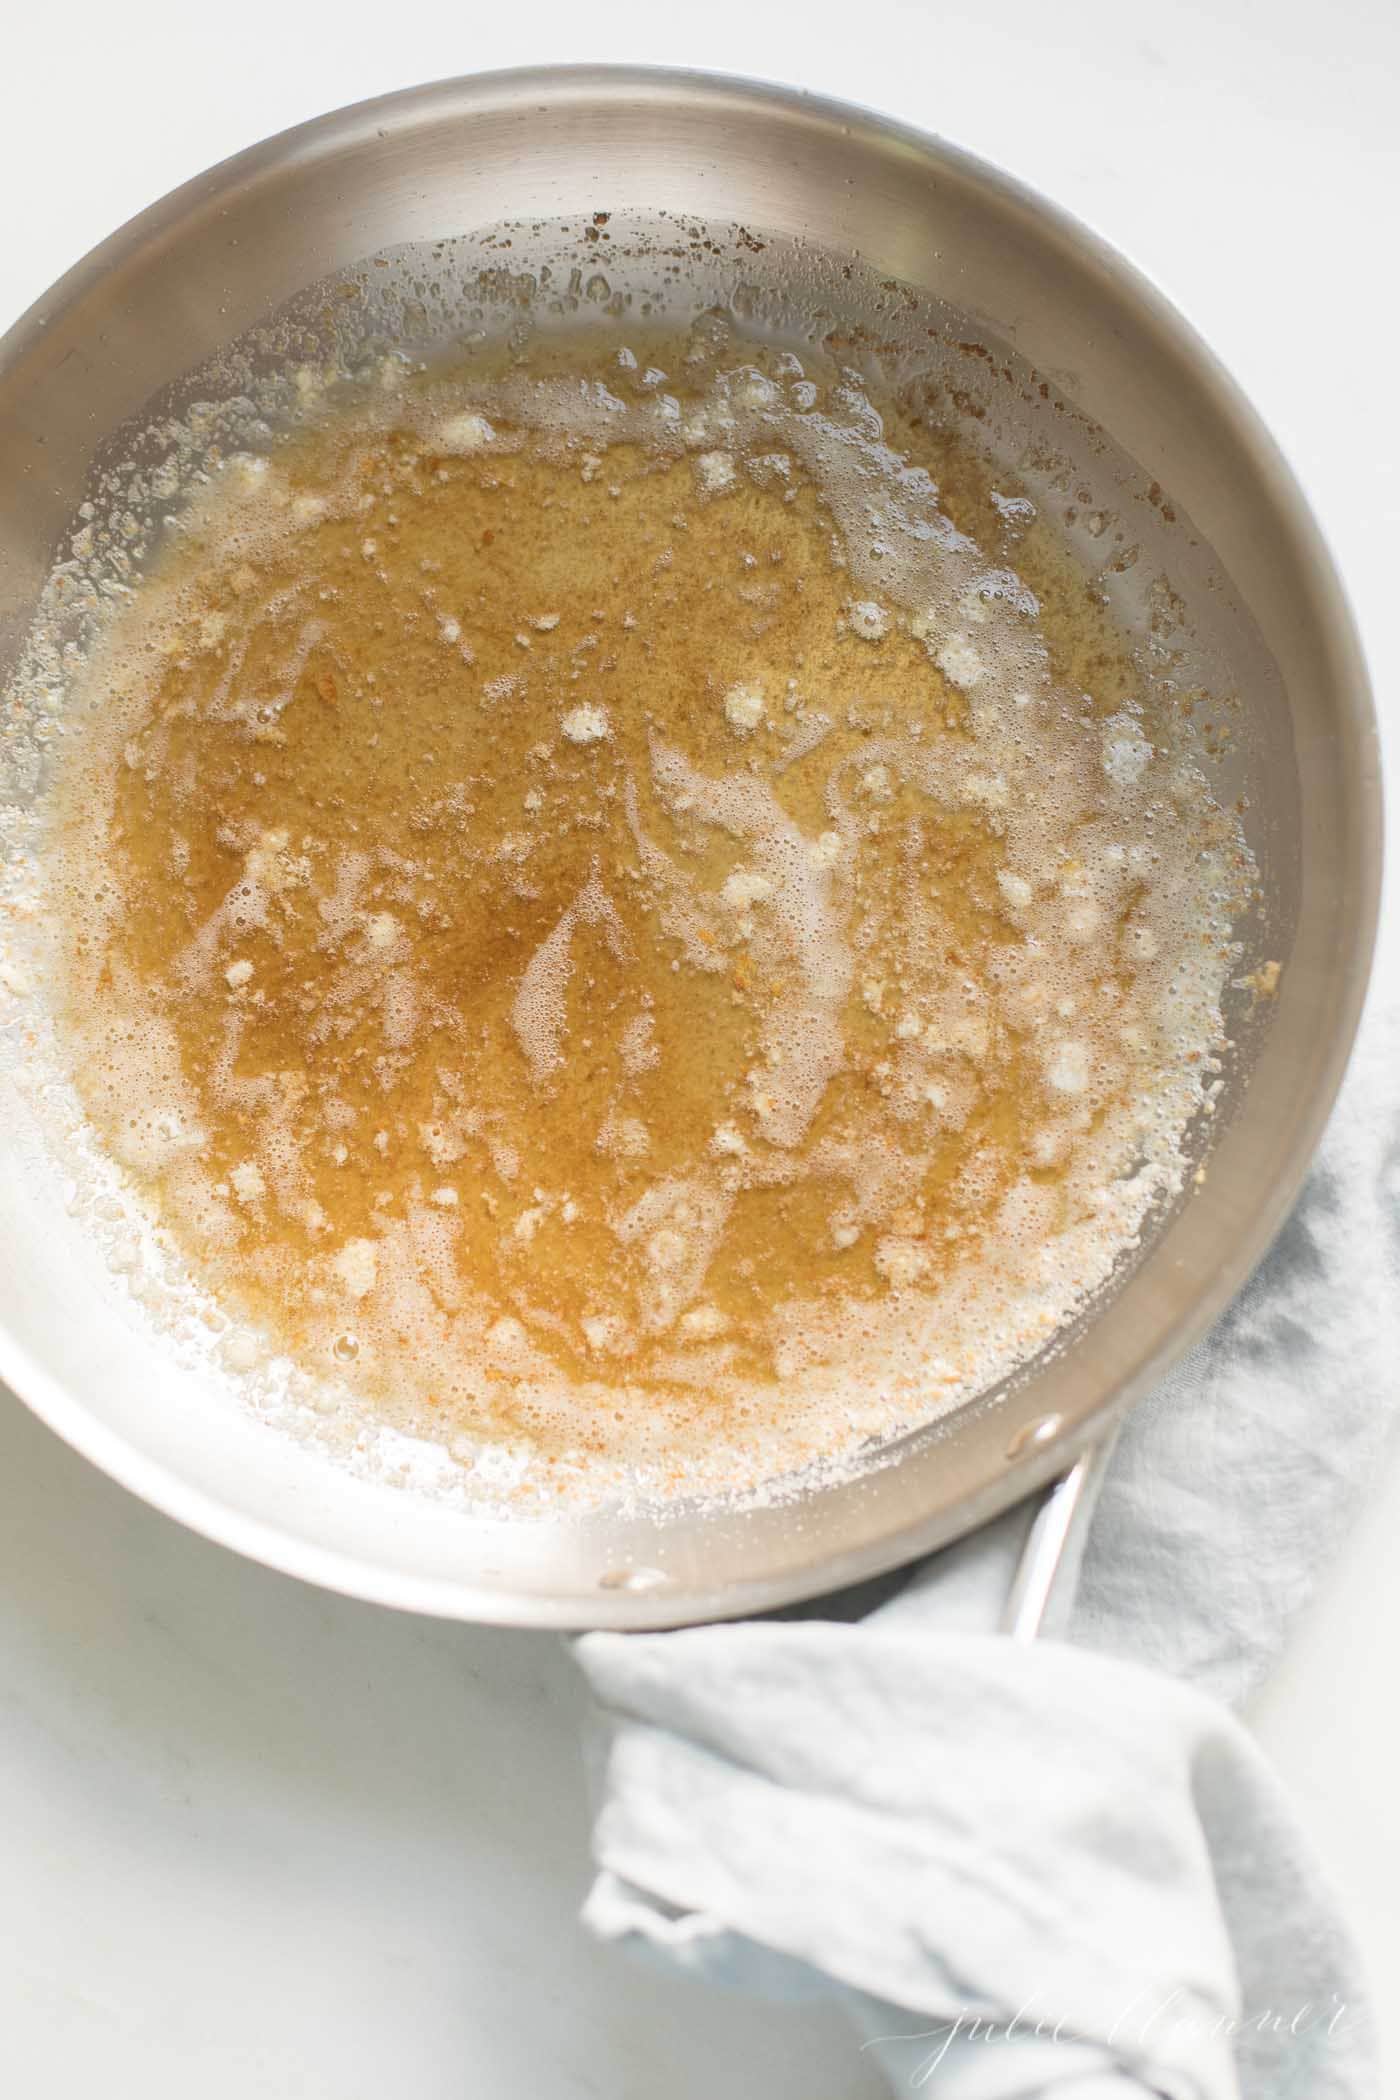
xmin=575 ymin=991 xmax=1399 ymax=2100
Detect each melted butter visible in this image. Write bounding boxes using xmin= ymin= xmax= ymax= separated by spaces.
xmin=49 ymin=328 xmax=1248 ymax=1480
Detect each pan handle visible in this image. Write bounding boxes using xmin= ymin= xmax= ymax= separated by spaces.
xmin=999 ymin=1432 xmax=1118 ymax=1642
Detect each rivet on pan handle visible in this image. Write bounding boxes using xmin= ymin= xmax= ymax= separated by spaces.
xmin=1000 ymin=1432 xmax=1119 ymax=1643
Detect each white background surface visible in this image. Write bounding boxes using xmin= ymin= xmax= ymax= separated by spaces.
xmin=2 ymin=3 xmax=1397 ymax=2094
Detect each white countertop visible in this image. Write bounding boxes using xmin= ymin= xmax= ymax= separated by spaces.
xmin=3 ymin=3 xmax=1396 ymax=2092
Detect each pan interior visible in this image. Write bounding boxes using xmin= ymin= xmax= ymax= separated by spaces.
xmin=2 ymin=223 xmax=1280 ymax=1495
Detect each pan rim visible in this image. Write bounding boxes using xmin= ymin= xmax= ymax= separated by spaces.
xmin=0 ymin=63 xmax=1382 ymax=1627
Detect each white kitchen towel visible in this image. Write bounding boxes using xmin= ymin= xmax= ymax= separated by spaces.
xmin=575 ymin=992 xmax=1399 ymax=2100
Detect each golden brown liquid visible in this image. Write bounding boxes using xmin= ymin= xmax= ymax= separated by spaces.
xmin=52 ymin=331 xmax=1241 ymax=1476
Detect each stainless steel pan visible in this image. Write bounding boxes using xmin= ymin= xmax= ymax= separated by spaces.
xmin=0 ymin=68 xmax=1380 ymax=1628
